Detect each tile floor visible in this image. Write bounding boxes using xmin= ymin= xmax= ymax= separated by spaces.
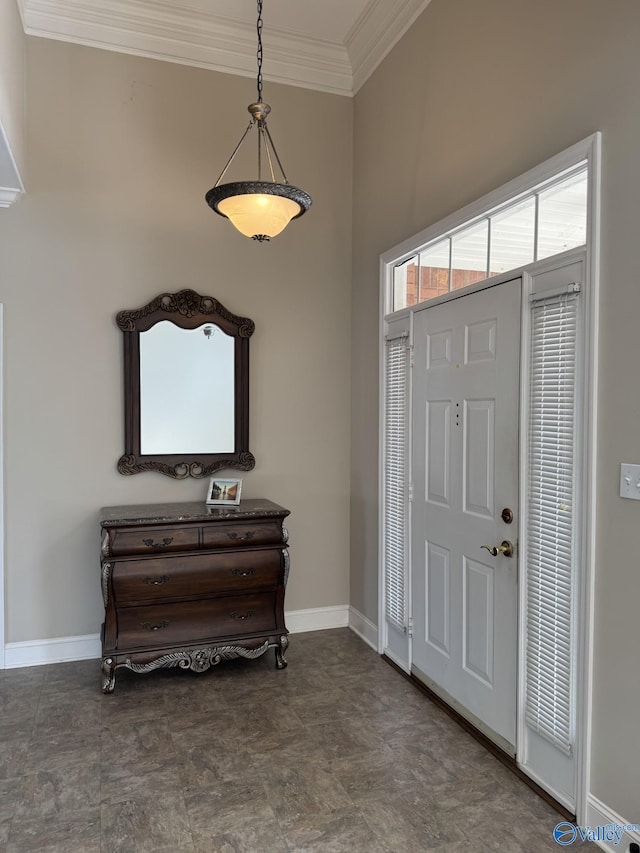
xmin=0 ymin=628 xmax=589 ymax=852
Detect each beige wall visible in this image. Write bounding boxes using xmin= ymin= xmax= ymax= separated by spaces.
xmin=0 ymin=0 xmax=26 ymax=183
xmin=351 ymin=0 xmax=640 ymax=823
xmin=5 ymin=0 xmax=640 ymax=826
xmin=0 ymin=38 xmax=352 ymax=641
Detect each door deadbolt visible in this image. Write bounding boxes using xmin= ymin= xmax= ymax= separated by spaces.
xmin=481 ymin=540 xmax=514 ymax=558
xmin=501 ymin=507 xmax=514 ymax=524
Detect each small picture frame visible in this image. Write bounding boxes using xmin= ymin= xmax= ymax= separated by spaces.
xmin=206 ymin=477 xmax=243 ymax=506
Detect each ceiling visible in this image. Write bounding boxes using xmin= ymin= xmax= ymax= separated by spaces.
xmin=16 ymin=0 xmax=432 ymax=96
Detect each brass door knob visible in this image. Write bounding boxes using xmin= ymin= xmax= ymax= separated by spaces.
xmin=481 ymin=540 xmax=514 ymax=558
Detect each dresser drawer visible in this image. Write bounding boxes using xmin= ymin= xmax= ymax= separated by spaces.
xmin=109 ymin=526 xmax=199 ymax=556
xmin=112 ymin=549 xmax=282 ymax=605
xmin=116 ymin=593 xmax=277 ymax=649
xmin=201 ymin=519 xmax=283 ymax=549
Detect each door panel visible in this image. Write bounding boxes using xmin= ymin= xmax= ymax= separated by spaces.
xmin=463 ymin=556 xmax=494 ymax=685
xmin=427 ymin=401 xmax=450 ymax=505
xmin=464 ymin=399 xmax=494 ymax=517
xmin=426 ymin=541 xmax=450 ymax=655
xmin=411 ymin=279 xmax=521 ymax=752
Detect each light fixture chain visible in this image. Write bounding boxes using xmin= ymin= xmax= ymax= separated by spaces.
xmin=256 ymin=0 xmax=264 ymax=104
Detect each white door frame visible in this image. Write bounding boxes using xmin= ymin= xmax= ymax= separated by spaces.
xmin=0 ymin=304 xmax=5 ymax=669
xmin=378 ymin=133 xmax=600 ymax=822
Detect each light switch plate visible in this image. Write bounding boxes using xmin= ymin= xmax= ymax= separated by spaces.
xmin=619 ymin=463 xmax=640 ymax=499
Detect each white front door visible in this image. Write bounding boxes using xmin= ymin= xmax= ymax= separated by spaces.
xmin=411 ymin=279 xmax=521 ymax=752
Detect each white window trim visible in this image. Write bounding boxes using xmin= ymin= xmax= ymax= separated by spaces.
xmin=0 ymin=305 xmax=4 ymax=669
xmin=378 ymin=132 xmax=600 ymax=822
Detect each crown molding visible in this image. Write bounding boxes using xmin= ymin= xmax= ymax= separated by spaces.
xmin=19 ymin=0 xmax=353 ymax=95
xmin=0 ymin=119 xmax=24 ymax=207
xmin=347 ymin=0 xmax=433 ymax=94
xmin=18 ymin=0 xmax=432 ymax=96
xmin=0 ymin=188 xmax=22 ymax=208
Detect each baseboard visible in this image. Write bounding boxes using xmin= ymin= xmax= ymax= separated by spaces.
xmin=285 ymin=604 xmax=349 ymax=634
xmin=4 ymin=634 xmax=101 ymax=668
xmin=3 ymin=605 xmax=352 ymax=668
xmin=347 ymin=606 xmax=378 ymax=650
xmin=584 ymin=794 xmax=640 ymax=851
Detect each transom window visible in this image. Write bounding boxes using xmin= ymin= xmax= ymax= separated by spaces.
xmin=392 ymin=166 xmax=587 ymax=311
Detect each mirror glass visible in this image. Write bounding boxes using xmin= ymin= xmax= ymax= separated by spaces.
xmin=117 ymin=289 xmax=255 ymax=479
xmin=140 ymin=322 xmax=235 ymax=454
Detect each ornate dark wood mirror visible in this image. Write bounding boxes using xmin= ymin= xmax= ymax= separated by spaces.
xmin=117 ymin=289 xmax=255 ymax=478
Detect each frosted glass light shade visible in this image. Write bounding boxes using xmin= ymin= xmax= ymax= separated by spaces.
xmin=206 ymin=180 xmax=312 ymax=242
xmin=218 ymin=193 xmax=300 ymax=239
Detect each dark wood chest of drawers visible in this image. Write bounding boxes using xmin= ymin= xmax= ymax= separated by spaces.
xmin=99 ymin=499 xmax=290 ymax=693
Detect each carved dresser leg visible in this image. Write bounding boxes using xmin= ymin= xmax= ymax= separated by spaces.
xmin=101 ymin=657 xmax=116 ymax=693
xmin=275 ymin=635 xmax=289 ymax=669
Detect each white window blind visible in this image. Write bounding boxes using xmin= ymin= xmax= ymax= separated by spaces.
xmin=525 ymin=290 xmax=579 ymax=756
xmin=384 ymin=333 xmax=409 ymax=631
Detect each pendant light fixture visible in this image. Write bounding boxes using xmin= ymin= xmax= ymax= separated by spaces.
xmin=205 ymin=0 xmax=312 ymax=242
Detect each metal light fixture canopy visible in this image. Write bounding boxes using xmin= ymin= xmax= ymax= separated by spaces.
xmin=205 ymin=3 xmax=312 ymax=242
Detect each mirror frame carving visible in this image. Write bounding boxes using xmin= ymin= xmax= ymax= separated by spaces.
xmin=117 ymin=289 xmax=255 ymax=479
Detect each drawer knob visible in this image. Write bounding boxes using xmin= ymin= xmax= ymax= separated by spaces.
xmin=229 ymin=610 xmax=255 ymax=621
xmin=227 ymin=531 xmax=255 ymax=542
xmin=231 ymin=568 xmax=255 ymax=577
xmin=142 ymin=575 xmax=170 ymax=586
xmin=140 ymin=620 xmax=170 ymax=631
xmin=142 ymin=537 xmax=174 ymax=548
